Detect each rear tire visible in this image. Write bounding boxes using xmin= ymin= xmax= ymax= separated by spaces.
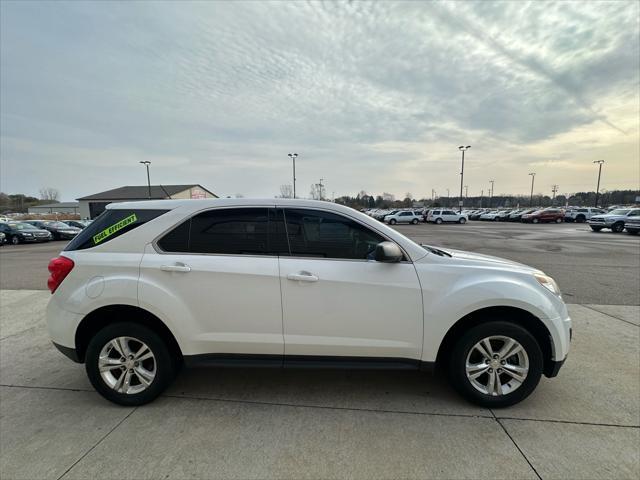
xmin=459 ymin=217 xmax=467 ymax=224
xmin=447 ymin=321 xmax=543 ymax=408
xmin=555 ymin=217 xmax=562 ymax=223
xmin=11 ymin=236 xmax=19 ymax=245
xmin=576 ymin=215 xmax=586 ymax=223
xmin=532 ymin=218 xmax=539 ymax=224
xmin=435 ymin=218 xmax=443 ymax=225
xmin=389 ymin=219 xmax=397 ymax=225
xmin=85 ymin=323 xmax=176 ymax=406
xmin=411 ymin=218 xmax=418 ymax=225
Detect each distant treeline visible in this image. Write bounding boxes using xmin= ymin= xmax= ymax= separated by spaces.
xmin=0 ymin=192 xmax=59 ymax=213
xmin=335 ymin=190 xmax=640 ymax=210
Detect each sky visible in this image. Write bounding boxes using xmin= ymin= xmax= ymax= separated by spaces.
xmin=1 ymin=0 xmax=639 ymax=202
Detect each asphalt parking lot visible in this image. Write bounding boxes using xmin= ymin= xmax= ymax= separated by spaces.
xmin=1 ymin=221 xmax=639 ymax=479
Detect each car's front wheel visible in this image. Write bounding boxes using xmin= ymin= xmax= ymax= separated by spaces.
xmin=532 ymin=218 xmax=539 ymax=224
xmin=448 ymin=321 xmax=543 ymax=408
xmin=85 ymin=323 xmax=176 ymax=406
xmin=11 ymin=236 xmax=20 ymax=245
xmin=389 ymin=219 xmax=397 ymax=225
xmin=411 ymin=218 xmax=419 ymax=224
xmin=555 ymin=217 xmax=563 ymax=223
xmin=611 ymin=222 xmax=624 ymax=233
xmin=435 ymin=218 xmax=443 ymax=225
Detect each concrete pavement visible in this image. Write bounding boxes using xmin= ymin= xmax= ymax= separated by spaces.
xmin=1 ymin=290 xmax=638 ymax=479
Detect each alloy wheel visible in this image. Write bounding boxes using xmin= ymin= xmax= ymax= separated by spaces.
xmin=465 ymin=335 xmax=529 ymax=396
xmin=98 ymin=336 xmax=157 ymax=394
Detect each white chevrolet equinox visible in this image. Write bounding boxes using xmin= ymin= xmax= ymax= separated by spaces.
xmin=47 ymin=199 xmax=571 ymax=407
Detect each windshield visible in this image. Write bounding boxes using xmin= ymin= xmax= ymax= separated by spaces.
xmin=609 ymin=209 xmax=630 ymax=215
xmin=46 ymin=222 xmax=72 ymax=228
xmin=10 ymin=223 xmax=38 ymax=230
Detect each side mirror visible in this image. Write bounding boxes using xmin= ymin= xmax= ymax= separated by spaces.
xmin=374 ymin=241 xmax=403 ymax=263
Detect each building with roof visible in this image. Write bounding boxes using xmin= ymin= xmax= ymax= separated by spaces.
xmin=77 ymin=184 xmax=217 ymax=218
xmin=28 ymin=202 xmax=80 ymax=215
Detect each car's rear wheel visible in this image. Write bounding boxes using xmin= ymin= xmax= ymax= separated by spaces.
xmin=555 ymin=217 xmax=562 ymax=223
xmin=612 ymin=222 xmax=624 ymax=233
xmin=459 ymin=217 xmax=466 ymax=224
xmin=389 ymin=219 xmax=397 ymax=225
xmin=532 ymin=218 xmax=539 ymax=224
xmin=11 ymin=236 xmax=19 ymax=245
xmin=576 ymin=215 xmax=586 ymax=223
xmin=435 ymin=218 xmax=443 ymax=225
xmin=448 ymin=321 xmax=543 ymax=408
xmin=411 ymin=218 xmax=418 ymax=224
xmin=85 ymin=323 xmax=176 ymax=406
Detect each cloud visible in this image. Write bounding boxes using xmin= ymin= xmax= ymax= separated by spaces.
xmin=1 ymin=0 xmax=638 ymax=200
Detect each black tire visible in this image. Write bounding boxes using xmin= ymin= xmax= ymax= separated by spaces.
xmin=591 ymin=226 xmax=602 ymax=232
xmin=11 ymin=236 xmax=19 ymax=245
xmin=575 ymin=215 xmax=585 ymax=223
xmin=435 ymin=218 xmax=443 ymax=225
xmin=85 ymin=322 xmax=176 ymax=406
xmin=532 ymin=218 xmax=539 ymax=224
xmin=389 ymin=219 xmax=397 ymax=225
xmin=459 ymin=217 xmax=467 ymax=224
xmin=447 ymin=321 xmax=543 ymax=408
xmin=411 ymin=218 xmax=418 ymax=224
xmin=611 ymin=222 xmax=624 ymax=233
xmin=555 ymin=217 xmax=562 ymax=223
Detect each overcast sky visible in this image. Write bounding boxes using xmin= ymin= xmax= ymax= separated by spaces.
xmin=1 ymin=0 xmax=638 ymax=201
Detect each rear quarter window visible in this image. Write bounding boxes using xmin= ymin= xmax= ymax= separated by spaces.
xmin=64 ymin=209 xmax=168 ymax=251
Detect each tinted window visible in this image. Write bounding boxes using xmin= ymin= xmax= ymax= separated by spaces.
xmin=400 ymin=212 xmax=412 ymax=216
xmin=65 ymin=209 xmax=168 ymax=251
xmin=189 ymin=208 xmax=268 ymax=255
xmin=443 ymin=210 xmax=455 ymax=215
xmin=284 ymin=209 xmax=384 ymax=260
xmin=158 ymin=219 xmax=190 ymax=252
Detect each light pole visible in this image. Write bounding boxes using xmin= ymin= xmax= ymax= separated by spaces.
xmin=489 ymin=180 xmax=494 ymax=208
xmin=447 ymin=188 xmax=450 ymax=207
xmin=288 ymin=153 xmax=298 ymax=198
xmin=464 ymin=185 xmax=468 ymax=198
xmin=528 ymin=172 xmax=536 ymax=207
xmin=458 ymin=145 xmax=471 ymax=212
xmin=593 ymin=160 xmax=604 ymax=207
xmin=139 ymin=161 xmax=151 ymax=199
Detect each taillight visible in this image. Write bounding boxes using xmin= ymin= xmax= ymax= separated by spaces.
xmin=47 ymin=256 xmax=74 ymax=294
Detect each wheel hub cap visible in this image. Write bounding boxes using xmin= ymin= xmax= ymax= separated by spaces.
xmin=98 ymin=336 xmax=157 ymax=395
xmin=465 ymin=335 xmax=529 ymax=396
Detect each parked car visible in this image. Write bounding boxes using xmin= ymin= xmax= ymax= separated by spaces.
xmin=508 ymin=209 xmax=534 ymax=221
xmin=564 ymin=207 xmax=606 ymax=223
xmin=495 ymin=210 xmax=515 ymax=221
xmin=384 ymin=211 xmax=421 ymax=225
xmin=521 ymin=209 xmax=565 ymax=224
xmin=588 ymin=208 xmax=640 ymax=233
xmin=624 ymin=216 xmax=640 ymax=235
xmin=24 ymin=220 xmax=81 ymax=240
xmin=426 ymin=209 xmax=468 ymax=224
xmin=479 ymin=210 xmax=501 ymax=221
xmin=0 ymin=222 xmax=52 ymax=244
xmin=47 ymin=199 xmax=571 ymax=408
xmin=65 ymin=220 xmax=91 ymax=229
xmin=0 ymin=231 xmax=5 ymax=245
xmin=469 ymin=210 xmax=490 ymax=220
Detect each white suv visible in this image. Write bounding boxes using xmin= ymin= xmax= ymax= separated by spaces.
xmin=384 ymin=210 xmax=421 ymax=225
xmin=427 ymin=209 xmax=468 ymax=224
xmin=565 ymin=207 xmax=606 ymax=223
xmin=47 ymin=199 xmax=571 ymax=407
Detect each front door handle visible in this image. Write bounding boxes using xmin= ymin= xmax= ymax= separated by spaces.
xmin=287 ymin=272 xmax=319 ymax=282
xmin=160 ymin=263 xmax=191 ymax=273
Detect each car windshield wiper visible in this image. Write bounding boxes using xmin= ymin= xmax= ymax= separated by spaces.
xmin=421 ymin=245 xmax=452 ymax=257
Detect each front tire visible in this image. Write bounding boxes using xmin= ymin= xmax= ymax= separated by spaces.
xmin=389 ymin=219 xmax=397 ymax=225
xmin=555 ymin=217 xmax=563 ymax=223
xmin=447 ymin=321 xmax=543 ymax=408
xmin=11 ymin=236 xmax=20 ymax=245
xmin=435 ymin=218 xmax=443 ymax=225
xmin=612 ymin=222 xmax=624 ymax=233
xmin=411 ymin=218 xmax=419 ymax=224
xmin=532 ymin=218 xmax=539 ymax=224
xmin=459 ymin=217 xmax=467 ymax=224
xmin=85 ymin=323 xmax=176 ymax=406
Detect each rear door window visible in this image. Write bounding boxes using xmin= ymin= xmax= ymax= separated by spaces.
xmin=65 ymin=209 xmax=168 ymax=251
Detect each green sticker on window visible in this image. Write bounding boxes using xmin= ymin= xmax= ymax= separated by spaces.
xmin=93 ymin=214 xmax=137 ymax=244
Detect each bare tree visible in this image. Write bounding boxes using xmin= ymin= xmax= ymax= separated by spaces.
xmin=39 ymin=187 xmax=60 ymax=202
xmin=279 ymin=185 xmax=293 ymax=198
xmin=310 ymin=184 xmax=322 ymax=200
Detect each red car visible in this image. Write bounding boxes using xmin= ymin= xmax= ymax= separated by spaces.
xmin=521 ymin=209 xmax=565 ymax=224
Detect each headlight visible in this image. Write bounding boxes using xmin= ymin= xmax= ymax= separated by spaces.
xmin=534 ymin=273 xmax=561 ymax=296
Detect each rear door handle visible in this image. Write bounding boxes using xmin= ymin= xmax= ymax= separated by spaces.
xmin=287 ymin=272 xmax=319 ymax=282
xmin=160 ymin=263 xmax=191 ymax=273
